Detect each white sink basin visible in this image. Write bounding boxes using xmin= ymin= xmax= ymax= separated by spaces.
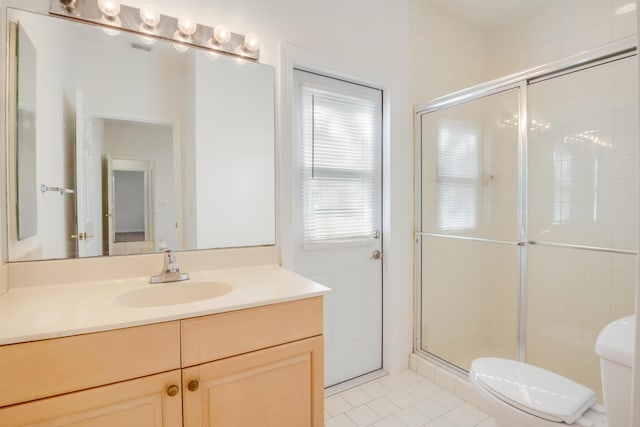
xmin=113 ymin=281 xmax=233 ymax=307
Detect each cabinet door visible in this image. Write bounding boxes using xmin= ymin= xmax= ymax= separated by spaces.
xmin=0 ymin=370 xmax=182 ymax=427
xmin=182 ymin=336 xmax=323 ymax=427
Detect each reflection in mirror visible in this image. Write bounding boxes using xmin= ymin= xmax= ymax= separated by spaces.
xmin=7 ymin=8 xmax=276 ymax=262
xmin=109 ymin=156 xmax=158 ymax=256
xmin=13 ymin=23 xmax=38 ymax=241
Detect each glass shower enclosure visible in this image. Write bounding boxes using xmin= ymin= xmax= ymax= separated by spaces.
xmin=415 ymin=39 xmax=638 ymax=400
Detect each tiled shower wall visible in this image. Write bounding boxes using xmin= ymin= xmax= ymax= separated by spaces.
xmin=488 ymin=0 xmax=637 ymax=77
xmin=526 ymin=54 xmax=638 ymax=399
xmin=410 ymin=0 xmax=638 ymax=100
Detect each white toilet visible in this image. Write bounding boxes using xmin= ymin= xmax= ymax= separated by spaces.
xmin=469 ymin=315 xmax=635 ymax=427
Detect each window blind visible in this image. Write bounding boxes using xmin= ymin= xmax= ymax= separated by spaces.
xmin=436 ymin=120 xmax=478 ymax=231
xmin=300 ymin=85 xmax=380 ymax=244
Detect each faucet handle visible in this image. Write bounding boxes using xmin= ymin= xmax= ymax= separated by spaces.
xmin=150 ymin=241 xmax=189 ymax=283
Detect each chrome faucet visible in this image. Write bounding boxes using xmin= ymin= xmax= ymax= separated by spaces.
xmin=149 ymin=245 xmax=190 ymax=284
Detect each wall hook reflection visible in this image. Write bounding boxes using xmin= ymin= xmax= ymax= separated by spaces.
xmin=41 ymin=184 xmax=75 ymax=195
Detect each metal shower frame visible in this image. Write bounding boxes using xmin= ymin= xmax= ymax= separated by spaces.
xmin=413 ymin=36 xmax=638 ymax=372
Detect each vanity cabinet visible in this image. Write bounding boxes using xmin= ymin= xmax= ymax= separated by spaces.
xmin=0 ymin=296 xmax=324 ymax=427
xmin=180 ymin=296 xmax=324 ymax=427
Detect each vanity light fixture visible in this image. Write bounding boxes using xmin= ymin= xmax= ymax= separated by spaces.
xmin=97 ymin=0 xmax=121 ymax=32
xmin=58 ymin=0 xmax=77 ymax=11
xmin=138 ymin=5 xmax=159 ymax=44
xmin=243 ymin=33 xmax=260 ymax=53
xmin=212 ymin=24 xmax=231 ymax=45
xmin=50 ymin=0 xmax=260 ymax=60
xmin=97 ymin=0 xmax=120 ymax=17
xmin=139 ymin=4 xmax=160 ymax=29
xmin=177 ymin=14 xmax=197 ymax=37
xmin=174 ymin=14 xmax=196 ymax=47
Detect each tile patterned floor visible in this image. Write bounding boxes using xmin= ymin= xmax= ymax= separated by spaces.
xmin=324 ymin=370 xmax=497 ymax=427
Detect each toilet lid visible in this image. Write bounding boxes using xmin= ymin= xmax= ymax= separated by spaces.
xmin=470 ymin=358 xmax=596 ymax=424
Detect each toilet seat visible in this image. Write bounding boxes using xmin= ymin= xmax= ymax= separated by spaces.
xmin=470 ymin=358 xmax=597 ymax=424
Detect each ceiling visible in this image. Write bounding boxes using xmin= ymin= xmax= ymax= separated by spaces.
xmin=431 ymin=0 xmax=556 ymax=28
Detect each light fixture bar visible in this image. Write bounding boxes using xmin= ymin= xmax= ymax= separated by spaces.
xmin=49 ymin=0 xmax=259 ymax=60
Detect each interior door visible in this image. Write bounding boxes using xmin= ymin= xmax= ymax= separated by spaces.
xmin=108 ymin=158 xmax=156 ymax=255
xmin=74 ymin=90 xmax=101 ymax=257
xmin=292 ymin=70 xmax=383 ymax=387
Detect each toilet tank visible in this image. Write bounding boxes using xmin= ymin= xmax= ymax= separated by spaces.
xmin=595 ymin=315 xmax=635 ymax=427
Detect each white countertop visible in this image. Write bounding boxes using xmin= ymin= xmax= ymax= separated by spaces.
xmin=0 ymin=264 xmax=330 ymax=346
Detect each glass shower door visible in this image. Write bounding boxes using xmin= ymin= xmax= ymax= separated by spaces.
xmin=526 ymin=56 xmax=638 ymax=399
xmin=419 ymin=89 xmax=521 ymax=370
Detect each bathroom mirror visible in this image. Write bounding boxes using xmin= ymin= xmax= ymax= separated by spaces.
xmin=6 ymin=8 xmax=276 ymax=262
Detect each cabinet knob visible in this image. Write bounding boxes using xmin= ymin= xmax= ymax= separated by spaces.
xmin=166 ymin=385 xmax=179 ymax=397
xmin=188 ymin=380 xmax=200 ymax=391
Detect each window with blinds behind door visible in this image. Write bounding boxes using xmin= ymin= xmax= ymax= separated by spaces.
xmin=436 ymin=119 xmax=479 ymax=232
xmin=299 ymin=83 xmax=381 ymax=245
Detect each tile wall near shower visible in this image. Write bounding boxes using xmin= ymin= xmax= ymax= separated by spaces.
xmin=526 ymin=54 xmax=638 ymax=400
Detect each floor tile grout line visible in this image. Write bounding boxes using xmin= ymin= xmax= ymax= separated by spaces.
xmin=325 ymin=369 xmax=496 ymax=427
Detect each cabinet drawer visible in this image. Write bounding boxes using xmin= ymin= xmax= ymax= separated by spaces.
xmin=0 ymin=321 xmax=181 ymax=407
xmin=181 ymin=297 xmax=323 ymax=367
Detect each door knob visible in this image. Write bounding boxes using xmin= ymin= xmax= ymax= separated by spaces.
xmin=70 ymin=232 xmax=94 ymax=240
xmin=188 ymin=380 xmax=200 ymax=391
xmin=370 ymin=250 xmax=383 ymax=260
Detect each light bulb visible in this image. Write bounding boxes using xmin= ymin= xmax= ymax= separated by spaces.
xmin=173 ymin=42 xmax=189 ymax=52
xmin=140 ymin=5 xmax=161 ymax=28
xmin=173 ymin=30 xmax=189 ymax=43
xmin=98 ymin=0 xmax=120 ymax=17
xmin=139 ymin=34 xmax=156 ymax=45
xmin=101 ymin=14 xmax=121 ymax=28
xmin=102 ymin=26 xmax=120 ymax=36
xmin=242 ymin=33 xmax=259 ymax=52
xmin=213 ymin=24 xmax=231 ymax=45
xmin=177 ymin=14 xmax=197 ymax=36
xmin=206 ymin=51 xmax=220 ymax=60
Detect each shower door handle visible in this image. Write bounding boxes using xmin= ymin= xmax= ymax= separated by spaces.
xmin=370 ymin=250 xmax=383 ymax=260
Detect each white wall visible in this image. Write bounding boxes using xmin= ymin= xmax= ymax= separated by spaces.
xmin=489 ymin=0 xmax=637 ymax=77
xmin=71 ymin=37 xmax=187 ymax=125
xmin=183 ymin=55 xmax=197 ymax=249
xmin=191 ymin=53 xmax=275 ymax=249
